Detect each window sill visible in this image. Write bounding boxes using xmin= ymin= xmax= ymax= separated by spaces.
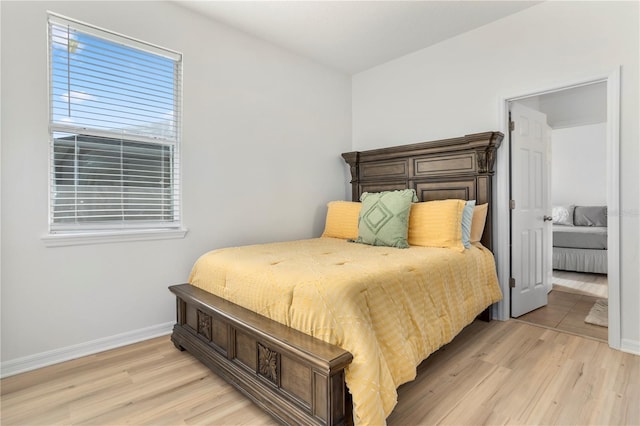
xmin=42 ymin=228 xmax=188 ymax=248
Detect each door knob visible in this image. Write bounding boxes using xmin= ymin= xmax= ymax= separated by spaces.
xmin=543 ymin=215 xmax=553 ymax=222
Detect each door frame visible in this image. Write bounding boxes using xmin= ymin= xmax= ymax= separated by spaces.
xmin=494 ymin=68 xmax=621 ymax=350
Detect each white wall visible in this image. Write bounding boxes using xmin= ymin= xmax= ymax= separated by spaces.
xmin=353 ymin=2 xmax=639 ymax=348
xmin=0 ymin=1 xmax=351 ymax=369
xmin=552 ymin=123 xmax=607 ymax=206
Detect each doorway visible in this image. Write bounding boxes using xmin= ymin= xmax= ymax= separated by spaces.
xmin=495 ymin=70 xmax=621 ymax=349
xmin=510 ymin=82 xmax=609 ymax=341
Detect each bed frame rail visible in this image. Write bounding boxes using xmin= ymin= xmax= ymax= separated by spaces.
xmin=169 ymin=284 xmax=353 ymax=426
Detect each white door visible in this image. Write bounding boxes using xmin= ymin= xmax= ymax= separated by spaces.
xmin=510 ymin=102 xmax=552 ymax=317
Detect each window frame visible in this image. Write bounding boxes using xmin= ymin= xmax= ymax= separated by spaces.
xmin=44 ymin=12 xmax=186 ymax=247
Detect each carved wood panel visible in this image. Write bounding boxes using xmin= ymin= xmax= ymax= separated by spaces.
xmin=257 ymin=342 xmax=281 ymax=387
xmin=197 ymin=310 xmax=212 ymax=341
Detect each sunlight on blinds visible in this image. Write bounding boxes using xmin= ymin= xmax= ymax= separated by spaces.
xmin=48 ymin=14 xmax=182 ymax=231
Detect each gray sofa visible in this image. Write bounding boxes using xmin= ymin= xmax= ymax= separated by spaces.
xmin=552 ymin=205 xmax=607 ymax=274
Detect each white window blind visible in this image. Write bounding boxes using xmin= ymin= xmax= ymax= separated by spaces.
xmin=48 ymin=14 xmax=182 ymax=233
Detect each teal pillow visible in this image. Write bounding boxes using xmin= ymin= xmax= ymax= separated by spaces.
xmin=462 ymin=199 xmax=476 ymax=249
xmin=355 ymin=189 xmax=418 ymax=248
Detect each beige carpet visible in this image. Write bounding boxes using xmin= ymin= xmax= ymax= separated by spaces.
xmin=552 ymin=276 xmax=607 ymax=299
xmin=585 ymin=299 xmax=608 ymax=327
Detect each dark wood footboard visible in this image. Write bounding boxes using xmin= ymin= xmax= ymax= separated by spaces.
xmin=169 ymin=284 xmax=353 ymax=426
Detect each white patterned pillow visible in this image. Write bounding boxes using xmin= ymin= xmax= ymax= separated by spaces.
xmin=552 ymin=205 xmax=574 ymax=226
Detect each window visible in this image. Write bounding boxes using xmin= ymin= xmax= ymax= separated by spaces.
xmin=47 ymin=14 xmax=183 ymax=243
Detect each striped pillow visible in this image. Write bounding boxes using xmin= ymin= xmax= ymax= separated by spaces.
xmin=321 ymin=201 xmax=361 ymax=240
xmin=408 ymin=199 xmax=466 ymax=252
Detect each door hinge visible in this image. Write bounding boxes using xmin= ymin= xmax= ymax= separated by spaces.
xmin=509 ymin=120 xmax=515 ymax=132
xmin=510 ymin=199 xmax=516 ymax=209
xmin=509 ymin=277 xmax=516 ymax=288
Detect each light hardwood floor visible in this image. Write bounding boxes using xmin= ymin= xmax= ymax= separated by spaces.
xmin=516 ymin=290 xmax=608 ymax=342
xmin=2 ymin=320 xmax=638 ymax=425
xmin=552 ymin=270 xmax=608 ymax=299
xmin=516 ymin=271 xmax=609 ymax=342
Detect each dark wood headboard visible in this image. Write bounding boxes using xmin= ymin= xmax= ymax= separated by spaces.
xmin=342 ymin=132 xmax=503 ymax=251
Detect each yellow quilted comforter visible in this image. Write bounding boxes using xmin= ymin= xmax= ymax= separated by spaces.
xmin=189 ymin=238 xmax=502 ymax=425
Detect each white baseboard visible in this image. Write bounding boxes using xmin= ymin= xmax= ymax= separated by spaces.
xmin=1 ymin=321 xmax=174 ymax=378
xmin=621 ymin=338 xmax=640 ymax=356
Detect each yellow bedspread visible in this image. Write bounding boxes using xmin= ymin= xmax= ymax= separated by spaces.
xmin=189 ymin=238 xmax=502 ymax=425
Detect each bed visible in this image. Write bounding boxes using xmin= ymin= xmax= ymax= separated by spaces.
xmin=169 ymin=131 xmax=504 ymax=425
xmin=552 ymin=205 xmax=608 ymax=274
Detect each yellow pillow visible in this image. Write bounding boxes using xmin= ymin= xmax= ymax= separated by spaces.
xmin=408 ymin=199 xmax=466 ymax=251
xmin=321 ymin=201 xmax=361 ymax=240
xmin=470 ymin=203 xmax=489 ymax=243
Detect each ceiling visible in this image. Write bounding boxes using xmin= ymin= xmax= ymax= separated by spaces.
xmin=176 ymin=1 xmax=542 ymax=75
xmin=515 ymin=82 xmax=607 ymax=129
